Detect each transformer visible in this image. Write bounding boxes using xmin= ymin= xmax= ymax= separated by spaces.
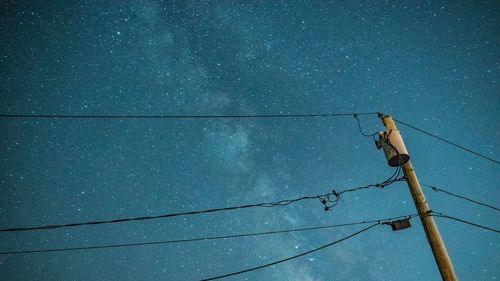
xmin=376 ymin=129 xmax=410 ymax=167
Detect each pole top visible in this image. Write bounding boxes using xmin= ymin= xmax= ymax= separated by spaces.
xmin=378 ymin=114 xmax=397 ymax=131
xmin=376 ymin=113 xmax=409 ymax=166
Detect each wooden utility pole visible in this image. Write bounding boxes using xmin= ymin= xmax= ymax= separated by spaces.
xmin=379 ymin=115 xmax=457 ymax=281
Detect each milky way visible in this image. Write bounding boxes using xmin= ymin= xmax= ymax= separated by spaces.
xmin=1 ymin=1 xmax=498 ymax=280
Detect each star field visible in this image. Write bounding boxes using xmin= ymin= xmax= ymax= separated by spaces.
xmin=0 ymin=1 xmax=498 ymax=280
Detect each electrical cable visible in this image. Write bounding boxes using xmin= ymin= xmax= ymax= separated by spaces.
xmin=337 ymin=167 xmax=404 ymax=195
xmin=199 ymin=212 xmax=497 ymax=281
xmin=393 ymin=118 xmax=499 ymax=165
xmin=0 ymin=175 xmax=405 ymax=233
xmin=320 ymin=167 xmax=405 ymax=210
xmin=0 ymin=112 xmax=380 ymax=120
xmin=3 ymin=211 xmax=494 ymax=256
xmin=353 ymin=113 xmax=378 ymax=137
xmin=201 ymin=223 xmax=379 ymax=281
xmin=0 ymin=195 xmax=324 ymax=233
xmin=430 ymin=211 xmax=500 ymax=234
xmin=0 ymin=214 xmax=418 ymax=256
xmin=421 ymin=183 xmax=499 ymax=212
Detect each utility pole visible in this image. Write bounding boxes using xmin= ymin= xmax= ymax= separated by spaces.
xmin=377 ymin=114 xmax=457 ymax=281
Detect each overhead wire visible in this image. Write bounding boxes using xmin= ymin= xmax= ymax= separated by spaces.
xmin=320 ymin=167 xmax=405 ymax=210
xmin=337 ymin=167 xmax=404 ymax=194
xmin=1 ymin=211 xmax=495 ymax=257
xmin=430 ymin=211 xmax=500 ymax=234
xmin=353 ymin=113 xmax=379 ymax=138
xmin=0 ymin=195 xmax=326 ymax=233
xmin=0 ymin=213 xmax=418 ymax=256
xmin=0 ymin=173 xmax=405 ymax=233
xmin=202 ymin=211 xmax=497 ymax=280
xmin=1 ymin=112 xmax=496 ymax=165
xmin=421 ymin=183 xmax=499 ymax=212
xmin=393 ymin=118 xmax=499 ymax=165
xmin=201 ymin=223 xmax=379 ymax=281
xmin=350 ymin=114 xmax=498 ymax=165
xmin=0 ymin=112 xmax=379 ymax=120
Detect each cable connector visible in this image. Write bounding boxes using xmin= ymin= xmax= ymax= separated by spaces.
xmin=332 ymin=190 xmax=339 ymax=198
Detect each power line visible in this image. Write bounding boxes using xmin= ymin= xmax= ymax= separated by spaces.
xmin=422 ymin=183 xmax=499 ymax=212
xmin=3 ymin=211 xmax=494 ymax=257
xmin=202 ymin=211 xmax=497 ymax=280
xmin=0 ymin=214 xmax=417 ymax=256
xmin=0 ymin=174 xmax=403 ymax=233
xmin=337 ymin=167 xmax=404 ymax=195
xmin=0 ymin=195 xmax=323 ymax=233
xmin=201 ymin=223 xmax=379 ymax=281
xmin=0 ymin=112 xmax=379 ymax=120
xmin=353 ymin=113 xmax=378 ymax=138
xmin=393 ymin=118 xmax=499 ymax=165
xmin=321 ymin=167 xmax=405 ymax=210
xmin=430 ymin=212 xmax=500 ymax=234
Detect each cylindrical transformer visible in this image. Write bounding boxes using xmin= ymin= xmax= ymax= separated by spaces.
xmin=378 ymin=129 xmax=410 ymax=167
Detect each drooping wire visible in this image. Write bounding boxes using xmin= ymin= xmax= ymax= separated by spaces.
xmin=200 ymin=211 xmax=497 ymax=280
xmin=354 ymin=113 xmax=402 ymax=159
xmin=3 ymin=211 xmax=494 ymax=257
xmin=421 ymin=183 xmax=499 ymax=212
xmin=0 ymin=213 xmax=418 ymax=256
xmin=201 ymin=223 xmax=380 ymax=281
xmin=393 ymin=118 xmax=499 ymax=165
xmin=430 ymin=211 xmax=500 ymax=234
xmin=353 ymin=113 xmax=379 ymax=138
xmin=338 ymin=167 xmax=404 ymax=194
xmin=0 ymin=195 xmax=325 ymax=233
xmin=0 ymin=174 xmax=406 ymax=233
xmin=0 ymin=112 xmax=380 ymax=120
xmin=319 ymin=167 xmax=405 ymax=211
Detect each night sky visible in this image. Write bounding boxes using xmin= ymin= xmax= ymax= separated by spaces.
xmin=0 ymin=1 xmax=499 ymax=280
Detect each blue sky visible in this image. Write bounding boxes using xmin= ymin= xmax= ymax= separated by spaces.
xmin=0 ymin=1 xmax=498 ymax=280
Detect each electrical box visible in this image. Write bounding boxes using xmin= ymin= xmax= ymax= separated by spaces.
xmin=377 ymin=129 xmax=410 ymax=167
xmin=388 ymin=218 xmax=412 ymax=231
